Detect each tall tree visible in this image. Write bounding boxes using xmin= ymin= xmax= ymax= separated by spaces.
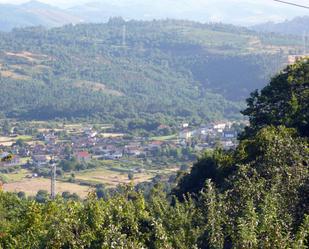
xmin=241 ymin=59 xmax=309 ymax=138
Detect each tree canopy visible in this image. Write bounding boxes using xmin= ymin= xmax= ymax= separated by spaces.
xmin=0 ymin=20 xmax=296 ymax=126
xmin=241 ymin=58 xmax=309 ymax=138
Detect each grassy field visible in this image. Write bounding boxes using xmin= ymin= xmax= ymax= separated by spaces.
xmin=16 ymin=135 xmax=32 ymax=141
xmin=99 ymin=133 xmax=124 ymax=138
xmin=3 ymin=178 xmax=92 ymax=198
xmin=1 ymin=160 xmax=180 ymax=197
xmin=34 ymin=121 xmax=113 ymax=135
xmin=1 ymin=167 xmax=92 ymax=198
xmin=71 ymin=167 xmax=154 ymax=187
xmin=0 ymin=135 xmax=34 ymax=146
xmin=150 ymin=134 xmax=177 ymax=141
xmin=0 ymin=169 xmax=30 ymax=183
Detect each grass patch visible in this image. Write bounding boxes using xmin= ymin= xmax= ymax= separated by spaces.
xmin=151 ymin=134 xmax=177 ymax=141
xmin=16 ymin=135 xmax=33 ymax=141
xmin=0 ymin=169 xmax=30 ymax=183
xmin=71 ymin=167 xmax=154 ymax=187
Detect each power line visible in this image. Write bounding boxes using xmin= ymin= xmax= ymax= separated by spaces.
xmin=273 ymin=0 xmax=309 ymax=9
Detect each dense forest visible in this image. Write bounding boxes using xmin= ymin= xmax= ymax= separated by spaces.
xmin=0 ymin=59 xmax=308 ymax=248
xmin=0 ymin=19 xmax=303 ymax=128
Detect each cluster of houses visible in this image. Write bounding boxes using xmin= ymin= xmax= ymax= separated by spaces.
xmin=178 ymin=121 xmax=239 ymax=150
xmin=0 ymin=121 xmax=241 ymax=168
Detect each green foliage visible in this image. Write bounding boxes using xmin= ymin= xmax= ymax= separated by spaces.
xmin=199 ymin=180 xmax=225 ymax=249
xmin=173 ymin=149 xmax=234 ymax=200
xmin=35 ymin=190 xmax=49 ymax=203
xmin=0 ymin=20 xmax=288 ymax=126
xmin=128 ymin=172 xmax=134 ymax=181
xmin=0 ymin=50 xmax=308 ymax=249
xmin=241 ymin=59 xmax=309 ymax=138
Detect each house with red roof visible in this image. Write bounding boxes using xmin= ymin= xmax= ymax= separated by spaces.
xmin=75 ymin=151 xmax=91 ymax=162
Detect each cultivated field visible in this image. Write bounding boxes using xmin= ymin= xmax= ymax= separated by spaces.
xmin=0 ymin=135 xmax=33 ymax=146
xmin=72 ymin=168 xmax=154 ymax=187
xmin=3 ymin=178 xmax=92 ymax=198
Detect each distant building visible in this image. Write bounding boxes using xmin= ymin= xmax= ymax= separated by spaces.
xmin=213 ymin=123 xmax=227 ymax=133
xmin=179 ymin=129 xmax=192 ymax=140
xmin=182 ymin=123 xmax=189 ymax=128
xmin=223 ymin=131 xmax=237 ymax=139
xmin=32 ymin=155 xmax=48 ymax=167
xmin=105 ymin=152 xmax=123 ymax=160
xmin=199 ymin=128 xmax=212 ymax=135
xmin=43 ymin=133 xmax=57 ymax=143
xmin=158 ymin=124 xmax=169 ymax=130
xmin=75 ymin=151 xmax=91 ymax=162
xmin=126 ymin=148 xmax=143 ymax=157
xmin=148 ymin=141 xmax=164 ymax=150
xmin=84 ymin=128 xmax=98 ymax=138
xmin=221 ymin=140 xmax=235 ymax=150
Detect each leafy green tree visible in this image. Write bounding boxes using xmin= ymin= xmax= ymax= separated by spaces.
xmin=17 ymin=191 xmax=26 ymax=199
xmin=198 ymin=180 xmax=225 ymax=249
xmin=128 ymin=172 xmax=134 ymax=181
xmin=35 ymin=190 xmax=49 ymax=203
xmin=173 ymin=149 xmax=234 ymax=200
xmin=235 ymin=199 xmax=258 ymax=249
xmin=2 ymin=120 xmax=11 ymax=135
xmin=14 ymin=139 xmax=27 ymax=147
xmin=241 ymin=59 xmax=309 ymax=138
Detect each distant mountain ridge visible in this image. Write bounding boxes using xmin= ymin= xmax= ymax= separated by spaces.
xmin=0 ymin=0 xmax=82 ymax=31
xmin=0 ymin=0 xmax=308 ymax=31
xmin=252 ymin=16 xmax=309 ymax=36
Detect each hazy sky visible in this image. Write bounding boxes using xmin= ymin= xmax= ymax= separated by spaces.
xmin=0 ymin=0 xmax=308 ymax=25
xmin=0 ymin=0 xmax=306 ymax=9
xmin=0 ymin=0 xmax=83 ymax=6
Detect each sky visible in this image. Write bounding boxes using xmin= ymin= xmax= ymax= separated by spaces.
xmin=0 ymin=0 xmax=306 ymax=9
xmin=0 ymin=0 xmax=308 ymax=25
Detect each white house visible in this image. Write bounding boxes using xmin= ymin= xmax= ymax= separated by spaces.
xmin=179 ymin=129 xmax=192 ymax=140
xmin=213 ymin=123 xmax=227 ymax=133
xmin=182 ymin=123 xmax=189 ymax=128
xmin=223 ymin=131 xmax=236 ymax=139
xmin=105 ymin=152 xmax=123 ymax=160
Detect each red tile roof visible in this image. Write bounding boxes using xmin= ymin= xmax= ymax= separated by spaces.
xmin=76 ymin=151 xmax=90 ymax=158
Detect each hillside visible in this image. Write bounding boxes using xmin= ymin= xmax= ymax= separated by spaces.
xmin=0 ymin=1 xmax=82 ymax=31
xmin=252 ymin=16 xmax=309 ymax=36
xmin=0 ymin=20 xmax=303 ymax=126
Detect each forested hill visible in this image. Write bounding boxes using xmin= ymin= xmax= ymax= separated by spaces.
xmin=0 ymin=19 xmax=303 ymax=124
xmin=252 ymin=16 xmax=309 ymax=36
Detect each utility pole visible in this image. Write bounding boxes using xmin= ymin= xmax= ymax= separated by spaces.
xmin=50 ymin=158 xmax=56 ymax=200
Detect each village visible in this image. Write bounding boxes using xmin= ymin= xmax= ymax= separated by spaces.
xmin=0 ymin=120 xmax=243 ymax=197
